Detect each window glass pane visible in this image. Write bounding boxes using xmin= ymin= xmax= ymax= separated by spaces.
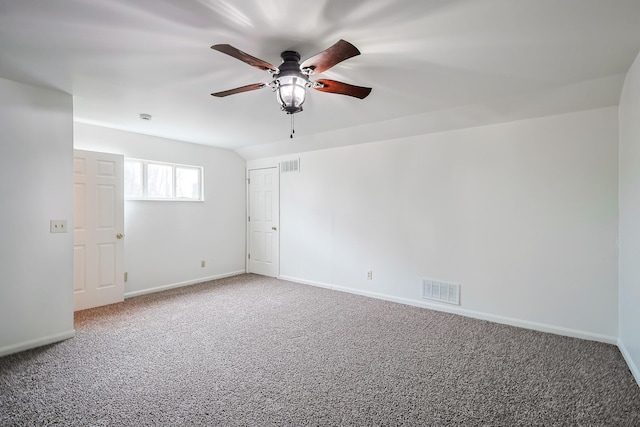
xmin=124 ymin=160 xmax=143 ymax=198
xmin=176 ymin=167 xmax=201 ymax=199
xmin=124 ymin=158 xmax=202 ymax=201
xmin=147 ymin=163 xmax=173 ymax=198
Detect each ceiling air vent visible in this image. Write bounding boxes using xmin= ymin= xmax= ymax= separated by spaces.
xmin=280 ymin=158 xmax=300 ymax=173
xmin=422 ymin=278 xmax=460 ymax=305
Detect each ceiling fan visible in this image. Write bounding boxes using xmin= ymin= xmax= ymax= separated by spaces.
xmin=210 ymin=39 xmax=372 ymax=118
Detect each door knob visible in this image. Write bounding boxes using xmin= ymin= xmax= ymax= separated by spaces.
xmin=116 ymin=233 xmax=124 ymax=239
xmin=272 ymin=226 xmax=277 ymax=231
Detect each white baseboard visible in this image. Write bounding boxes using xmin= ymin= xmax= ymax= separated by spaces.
xmin=618 ymin=339 xmax=640 ymax=389
xmin=124 ymin=270 xmax=246 ymax=299
xmin=0 ymin=329 xmax=76 ymax=358
xmin=278 ymin=275 xmax=617 ymax=345
xmin=279 ymin=276 xmax=334 ymax=290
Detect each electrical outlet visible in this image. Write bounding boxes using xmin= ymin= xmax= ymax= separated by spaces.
xmin=50 ymin=220 xmax=68 ymax=233
xmin=201 ymin=260 xmax=206 ymax=268
xmin=367 ymin=271 xmax=373 ymax=280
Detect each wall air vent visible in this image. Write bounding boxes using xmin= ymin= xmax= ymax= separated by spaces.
xmin=422 ymin=278 xmax=460 ymax=305
xmin=280 ymin=158 xmax=300 ymax=173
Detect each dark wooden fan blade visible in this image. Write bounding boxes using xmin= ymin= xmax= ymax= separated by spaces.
xmin=211 ymin=83 xmax=267 ymax=97
xmin=301 ymin=39 xmax=361 ymax=75
xmin=314 ymin=79 xmax=372 ymax=99
xmin=211 ymin=44 xmax=277 ymax=72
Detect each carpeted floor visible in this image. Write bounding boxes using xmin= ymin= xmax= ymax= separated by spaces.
xmin=1 ymin=274 xmax=639 ymax=426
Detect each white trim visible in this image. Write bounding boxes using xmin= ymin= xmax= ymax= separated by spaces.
xmin=279 ymin=275 xmax=334 ymax=290
xmin=618 ymin=339 xmax=640 ymax=388
xmin=124 ymin=270 xmax=246 ymax=299
xmin=278 ymin=275 xmax=618 ymax=345
xmin=0 ymin=330 xmax=76 ymax=357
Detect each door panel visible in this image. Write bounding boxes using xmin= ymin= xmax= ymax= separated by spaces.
xmin=98 ymin=185 xmax=115 ymax=228
xmin=73 ymin=150 xmax=124 ymax=311
xmin=97 ymin=243 xmax=116 ymax=288
xmin=248 ymin=168 xmax=279 ymax=277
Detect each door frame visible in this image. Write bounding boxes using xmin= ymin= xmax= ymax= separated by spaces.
xmin=246 ymin=166 xmax=280 ymax=277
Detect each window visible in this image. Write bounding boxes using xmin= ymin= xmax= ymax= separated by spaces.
xmin=124 ymin=160 xmax=143 ymax=198
xmin=124 ymin=159 xmax=203 ymax=201
xmin=147 ymin=163 xmax=173 ymax=199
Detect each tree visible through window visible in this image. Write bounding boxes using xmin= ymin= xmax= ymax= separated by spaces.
xmin=147 ymin=163 xmax=173 ymax=199
xmin=176 ymin=166 xmax=201 ymax=199
xmin=124 ymin=159 xmax=203 ymax=201
xmin=124 ymin=160 xmax=143 ymax=198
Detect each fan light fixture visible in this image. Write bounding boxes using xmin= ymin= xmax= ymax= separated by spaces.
xmin=210 ymin=40 xmax=373 ymax=137
xmin=274 ymin=51 xmax=308 ymax=115
xmin=275 ymin=74 xmax=307 ymax=114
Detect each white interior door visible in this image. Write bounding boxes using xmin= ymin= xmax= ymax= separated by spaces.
xmin=248 ymin=167 xmax=279 ymax=277
xmin=73 ymin=150 xmax=125 ymax=311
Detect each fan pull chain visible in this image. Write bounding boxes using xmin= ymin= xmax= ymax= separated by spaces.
xmin=290 ymin=114 xmax=295 ymax=139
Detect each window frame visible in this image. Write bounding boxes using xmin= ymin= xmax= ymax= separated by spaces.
xmin=124 ymin=158 xmax=204 ymax=202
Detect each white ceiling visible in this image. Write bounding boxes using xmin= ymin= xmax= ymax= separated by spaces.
xmin=1 ymin=0 xmax=640 ymax=159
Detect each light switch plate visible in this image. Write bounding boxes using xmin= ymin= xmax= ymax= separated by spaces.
xmin=50 ymin=220 xmax=68 ymax=233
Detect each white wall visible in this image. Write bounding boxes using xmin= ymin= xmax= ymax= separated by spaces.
xmin=249 ymin=107 xmax=620 ymax=342
xmin=619 ymin=51 xmax=640 ymax=383
xmin=74 ymin=123 xmax=246 ymax=296
xmin=0 ymin=77 xmax=75 ymax=356
xmin=0 ymin=76 xmax=625 ymax=362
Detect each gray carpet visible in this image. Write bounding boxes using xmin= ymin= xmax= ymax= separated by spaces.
xmin=1 ymin=274 xmax=639 ymax=426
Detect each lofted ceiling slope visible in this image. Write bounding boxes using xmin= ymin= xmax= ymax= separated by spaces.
xmin=1 ymin=0 xmax=640 ymax=159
